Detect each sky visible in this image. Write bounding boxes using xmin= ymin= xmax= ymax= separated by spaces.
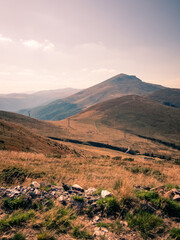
xmin=0 ymin=0 xmax=179 ymax=93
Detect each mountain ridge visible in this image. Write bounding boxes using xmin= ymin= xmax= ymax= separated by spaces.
xmin=20 ymin=74 xmax=166 ymax=120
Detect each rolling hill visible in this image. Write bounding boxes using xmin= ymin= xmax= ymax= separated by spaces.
xmin=20 ymin=74 xmax=165 ymax=120
xmin=0 ymin=88 xmax=80 ymax=112
xmin=71 ymin=95 xmax=180 ymax=146
xmin=0 ymin=118 xmax=70 ymax=154
xmin=148 ymin=88 xmax=180 ymax=108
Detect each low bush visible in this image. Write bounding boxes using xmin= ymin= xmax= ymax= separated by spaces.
xmin=136 ymin=191 xmax=159 ymax=201
xmin=0 ymin=167 xmax=28 ymax=184
xmin=12 ymin=233 xmax=26 ymax=240
xmin=0 ymin=210 xmax=35 ymax=232
xmin=73 ymin=195 xmax=84 ymax=202
xmin=136 ymin=190 xmax=180 ymax=218
xmin=72 ymin=226 xmax=93 ymax=239
xmin=46 ymin=207 xmax=76 ymax=234
xmin=2 ymin=196 xmax=32 ymax=211
xmin=37 ymin=232 xmax=56 ymax=240
xmin=126 ymin=210 xmax=164 ymax=239
xmin=97 ymin=196 xmax=120 ymax=216
xmin=170 ymin=228 xmax=180 ymax=239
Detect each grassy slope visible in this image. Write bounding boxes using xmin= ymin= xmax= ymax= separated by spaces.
xmin=148 ymin=88 xmax=180 ymax=108
xmin=0 ymin=119 xmax=70 ymax=154
xmin=22 ymin=74 xmax=165 ymax=120
xmin=71 ymin=95 xmax=180 ymax=145
xmin=0 ymin=110 xmax=65 ymax=137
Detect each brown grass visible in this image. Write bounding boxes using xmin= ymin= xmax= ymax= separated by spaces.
xmin=0 ymin=141 xmax=179 ymax=199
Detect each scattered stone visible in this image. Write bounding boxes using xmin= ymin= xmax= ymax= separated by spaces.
xmin=91 ymin=216 xmax=100 ymax=225
xmin=31 ymin=181 xmax=40 ymax=189
xmin=94 ymin=227 xmax=108 ymax=237
xmin=72 ymin=184 xmax=84 ymax=192
xmin=173 ymin=194 xmax=180 ymax=201
xmin=85 ymin=187 xmax=97 ymax=195
xmin=101 ymin=190 xmax=111 ymax=198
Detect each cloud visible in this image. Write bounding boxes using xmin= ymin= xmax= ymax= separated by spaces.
xmin=22 ymin=40 xmax=42 ymax=49
xmin=0 ymin=34 xmax=13 ymax=43
xmin=22 ymin=39 xmax=54 ymax=51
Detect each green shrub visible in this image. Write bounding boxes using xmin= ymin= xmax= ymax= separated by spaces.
xmin=136 ymin=190 xmax=180 ymax=218
xmin=72 ymin=226 xmax=93 ymax=239
xmin=37 ymin=232 xmax=56 ymax=240
xmin=97 ymin=221 xmax=111 ymax=229
xmin=136 ymin=191 xmax=159 ymax=201
xmin=0 ymin=167 xmax=28 ymax=184
xmin=170 ymin=228 xmax=180 ymax=239
xmin=97 ymin=197 xmax=120 ymax=215
xmin=12 ymin=233 xmax=26 ymax=240
xmin=73 ymin=195 xmax=84 ymax=202
xmin=126 ymin=210 xmax=164 ymax=239
xmin=0 ymin=210 xmax=35 ymax=232
xmin=2 ymin=196 xmax=32 ymax=211
xmin=46 ymin=207 xmax=75 ymax=233
xmin=165 ymin=184 xmax=179 ymax=190
xmin=147 ymin=196 xmax=180 ymax=218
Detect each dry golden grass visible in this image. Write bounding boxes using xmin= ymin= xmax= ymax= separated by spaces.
xmin=0 ymin=140 xmax=179 ymax=200
xmin=52 ymin=117 xmax=180 ymax=159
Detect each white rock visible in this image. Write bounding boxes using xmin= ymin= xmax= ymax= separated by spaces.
xmin=58 ymin=195 xmax=65 ymax=202
xmin=34 ymin=189 xmax=41 ymax=196
xmin=173 ymin=194 xmax=180 ymax=201
xmin=101 ymin=190 xmax=111 ymax=198
xmin=85 ymin=187 xmax=97 ymax=195
xmin=31 ymin=181 xmax=40 ymax=189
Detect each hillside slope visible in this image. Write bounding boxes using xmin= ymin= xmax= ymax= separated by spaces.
xmin=72 ymin=95 xmax=180 ymax=145
xmin=148 ymin=88 xmax=180 ymax=108
xmin=20 ymin=74 xmax=165 ymax=120
xmin=0 ymin=111 xmax=64 ymax=137
xmin=0 ymin=119 xmax=70 ymax=154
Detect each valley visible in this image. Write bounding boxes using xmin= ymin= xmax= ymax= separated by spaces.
xmin=0 ymin=74 xmax=179 ymax=240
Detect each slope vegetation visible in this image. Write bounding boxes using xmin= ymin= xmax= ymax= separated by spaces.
xmin=148 ymin=88 xmax=180 ymax=108
xmin=0 ymin=119 xmax=69 ymax=154
xmin=0 ymin=110 xmax=64 ymax=137
xmin=21 ymin=74 xmax=165 ymax=120
xmin=72 ymin=95 xmax=180 ymax=145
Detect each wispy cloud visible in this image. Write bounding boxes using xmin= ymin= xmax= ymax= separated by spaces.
xmin=22 ymin=39 xmax=54 ymax=51
xmin=0 ymin=34 xmax=13 ymax=43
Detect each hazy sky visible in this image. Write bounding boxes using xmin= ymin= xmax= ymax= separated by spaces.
xmin=0 ymin=0 xmax=179 ymax=93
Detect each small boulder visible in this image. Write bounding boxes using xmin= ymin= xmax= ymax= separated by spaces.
xmin=101 ymin=190 xmax=111 ymax=198
xmin=85 ymin=187 xmax=97 ymax=195
xmin=72 ymin=184 xmax=84 ymax=192
xmin=31 ymin=181 xmax=40 ymax=189
xmin=173 ymin=194 xmax=180 ymax=201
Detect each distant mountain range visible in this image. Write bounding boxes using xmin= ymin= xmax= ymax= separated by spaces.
xmin=0 ymin=88 xmax=80 ymax=112
xmin=20 ymin=74 xmax=166 ymax=120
